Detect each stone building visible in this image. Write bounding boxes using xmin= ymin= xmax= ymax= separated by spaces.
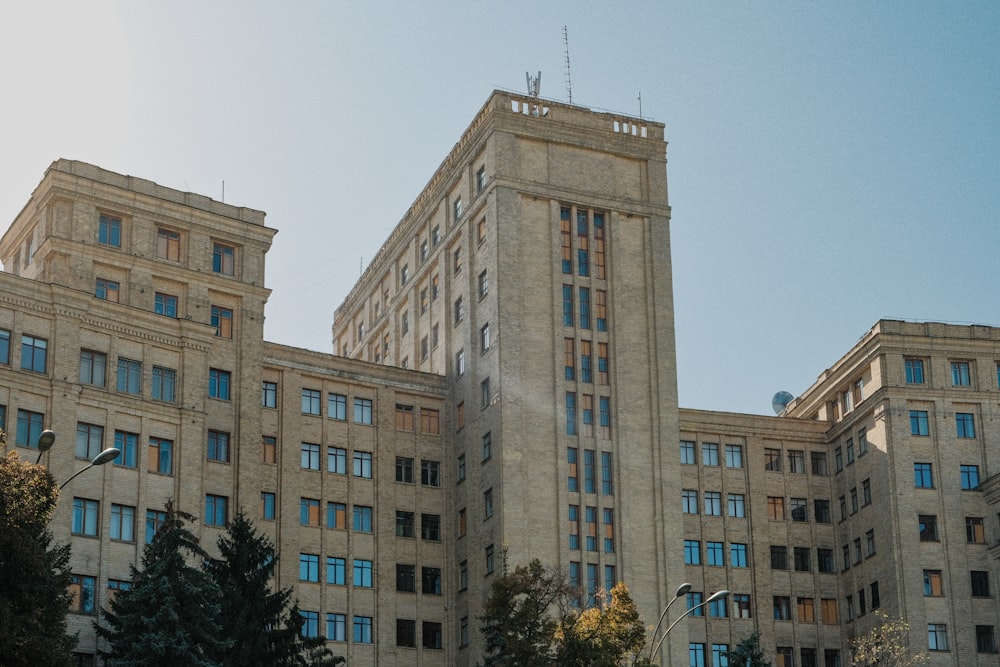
xmin=0 ymin=91 xmax=998 ymax=666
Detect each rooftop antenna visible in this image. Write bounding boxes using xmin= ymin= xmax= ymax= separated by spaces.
xmin=638 ymin=91 xmax=642 ymax=118
xmin=526 ymin=71 xmax=541 ymax=97
xmin=563 ymin=25 xmax=573 ymax=104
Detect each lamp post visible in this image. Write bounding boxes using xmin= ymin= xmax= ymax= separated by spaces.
xmin=648 ymin=583 xmax=692 ymax=662
xmin=59 ymin=447 xmax=120 ymax=489
xmin=649 ymin=588 xmax=730 ymax=664
xmin=34 ymin=429 xmax=56 ymax=464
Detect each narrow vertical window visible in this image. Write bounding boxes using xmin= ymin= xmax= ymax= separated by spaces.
xmin=593 ymin=212 xmax=605 ymax=279
xmin=560 ymin=207 xmax=573 ymax=274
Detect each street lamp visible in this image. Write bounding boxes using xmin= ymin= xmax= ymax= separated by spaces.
xmin=648 ymin=583 xmax=692 ymax=662
xmin=649 ymin=588 xmax=730 ymax=664
xmin=59 ymin=448 xmax=121 ymax=489
xmin=34 ymin=429 xmax=56 ymax=464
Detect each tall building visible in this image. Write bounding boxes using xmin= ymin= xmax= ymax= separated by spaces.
xmin=0 ymin=92 xmax=998 ymax=667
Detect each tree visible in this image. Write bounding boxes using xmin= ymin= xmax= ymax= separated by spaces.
xmin=0 ymin=451 xmax=76 ymax=667
xmin=206 ymin=510 xmax=338 ymax=666
xmin=97 ymin=501 xmax=228 ymax=667
xmin=850 ymin=612 xmax=928 ymax=667
xmin=725 ymin=631 xmax=771 ymax=667
xmin=479 ymin=558 xmax=651 ymax=667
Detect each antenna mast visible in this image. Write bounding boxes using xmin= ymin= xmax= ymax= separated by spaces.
xmin=563 ymin=25 xmax=573 ymax=104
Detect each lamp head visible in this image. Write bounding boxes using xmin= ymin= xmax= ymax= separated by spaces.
xmin=37 ymin=429 xmax=56 ymax=452
xmin=92 ymin=448 xmax=122 ymax=466
xmin=706 ymin=589 xmax=731 ymax=603
xmin=674 ymin=582 xmax=692 ymax=598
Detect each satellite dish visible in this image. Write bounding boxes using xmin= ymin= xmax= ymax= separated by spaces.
xmin=772 ymin=391 xmax=795 ymax=415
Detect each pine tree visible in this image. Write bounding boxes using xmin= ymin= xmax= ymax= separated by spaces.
xmin=0 ymin=451 xmax=76 ymax=667
xmin=97 ymin=501 xmax=228 ymax=667
xmin=726 ymin=631 xmax=772 ymax=667
xmin=206 ymin=510 xmax=338 ymax=667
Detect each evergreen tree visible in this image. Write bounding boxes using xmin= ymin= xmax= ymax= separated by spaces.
xmin=726 ymin=631 xmax=772 ymax=667
xmin=206 ymin=510 xmax=338 ymax=667
xmin=97 ymin=501 xmax=228 ymax=667
xmin=0 ymin=451 xmax=76 ymax=667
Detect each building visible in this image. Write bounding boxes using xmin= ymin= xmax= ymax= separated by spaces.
xmin=0 ymin=91 xmax=998 ymax=667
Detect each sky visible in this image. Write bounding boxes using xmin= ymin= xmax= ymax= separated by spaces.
xmin=1 ymin=2 xmax=997 ymax=415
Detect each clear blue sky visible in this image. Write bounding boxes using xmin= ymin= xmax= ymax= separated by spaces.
xmin=2 ymin=2 xmax=997 ymax=415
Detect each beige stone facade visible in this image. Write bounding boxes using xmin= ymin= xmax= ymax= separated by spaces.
xmin=0 ymin=94 xmax=998 ymax=667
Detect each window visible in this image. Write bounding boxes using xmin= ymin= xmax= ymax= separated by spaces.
xmin=928 ymin=624 xmax=948 ymax=651
xmin=352 ymin=616 xmax=373 ymax=644
xmin=210 ymin=305 xmax=233 ymax=338
xmin=579 ymin=340 xmax=592 ymax=383
xmin=205 ymin=494 xmax=227 ymax=527
xmin=207 ymin=431 xmax=229 ymax=463
xmin=765 ymin=447 xmax=782 ymax=471
xmin=95 ymin=278 xmax=120 ymax=302
xmin=706 ymin=541 xmax=724 ymax=566
xmin=157 ymin=228 xmax=180 ymax=260
xmin=682 ymin=489 xmax=698 ymax=514
xmin=798 ymin=597 xmax=816 ymax=622
xmin=818 ymin=549 xmax=834 ymax=573
xmin=597 ymin=343 xmax=609 ymax=385
xmin=583 ymin=450 xmax=596 ymax=493
xmin=69 ymin=575 xmax=96 ymax=614
xmin=353 ymin=451 xmax=372 ymax=478
xmin=914 ymin=462 xmax=933 ymax=487
xmin=767 ymin=496 xmax=785 ymax=520
xmin=924 ymin=570 xmax=944 ymax=596
xmin=395 ymin=618 xmax=416 ymax=648
xmin=483 ymin=488 xmax=494 ymax=518
xmin=850 ymin=488 xmax=859 ymax=514
xmin=327 ymin=446 xmax=347 ymax=474
xmin=579 ymin=287 xmax=591 ymax=329
xmin=327 ymin=502 xmax=347 ymax=530
xmin=843 ymin=545 xmax=851 ymax=571
xmin=862 ymin=478 xmax=871 ymax=505
xmin=15 ymin=409 xmax=43 ymax=448
xmin=562 ymin=285 xmax=575 ymax=326
xmin=686 ymin=592 xmax=704 ymax=617
xmin=839 ymin=496 xmax=847 ymax=521
xmin=479 ymin=323 xmax=491 ymax=352
xmin=835 ymin=447 xmax=843 ymax=471
xmin=154 ymin=292 xmax=177 ymax=317
xmin=476 ymin=165 xmax=487 ymax=192
xmin=846 ymin=438 xmax=855 ymax=464
xmin=771 ymin=546 xmax=788 ymax=570
xmin=422 ymin=621 xmax=443 ymax=650
xmin=353 ymin=505 xmax=373 ymax=532
xmin=478 ymin=270 xmax=489 ymax=300
xmin=773 ymin=596 xmax=791 ymax=621
xmin=354 ymin=397 xmax=373 ymax=424
xmin=791 ymin=497 xmax=808 ymax=522
xmin=788 ymin=450 xmax=805 ymax=473
xmin=323 ymin=392 xmax=346 ymax=420
xmin=976 ymin=626 xmax=997 ymax=654
xmin=74 ymin=423 xmax=103 ymax=460
xmin=953 ymin=414 xmax=974 ymax=442
xmin=971 ymin=571 xmax=991 ymax=597
xmin=568 ymin=505 xmax=580 ymax=549
xmin=298 ymin=553 xmax=320 ymax=582
xmin=481 ymin=378 xmax=491 ymax=409
xmin=109 ymin=504 xmax=135 ymax=542
xmin=295 ymin=610 xmax=319 ymax=639
xmin=821 ymin=598 xmax=838 ymax=624
xmin=298 ymin=388 xmax=320 ymax=415
xmin=300 ymin=443 xmax=320 ymax=470
xmin=72 ymin=498 xmax=99 ymax=536
xmin=98 ymin=213 xmax=122 ymax=247
xmin=728 ymin=493 xmax=746 ymax=518
xmin=794 ymin=547 xmax=811 ymax=572
xmin=584 ymin=506 xmax=598 ymax=552
xmin=858 ymin=427 xmax=869 ymax=455
xmin=352 ymin=559 xmax=373 ymax=588
xmin=866 ymin=529 xmax=876 ymax=556
xmin=300 ymin=498 xmax=320 ymax=527
xmin=259 ymin=381 xmax=277 ymax=408
xmin=0 ymin=329 xmax=9 ymax=364
xmin=79 ymin=350 xmax=107 ymax=386
xmin=709 ymin=596 xmax=728 ymax=618
xmin=680 ymin=440 xmax=695 ymax=464
xmin=421 ymin=513 xmax=441 ymax=541
xmin=208 ymin=368 xmax=230 ymax=400
xmin=151 ymin=366 xmax=175 ymax=402
xmin=485 ymin=544 xmax=495 ymax=574
xmin=684 ymin=540 xmax=701 ymax=565
xmin=481 ymin=431 xmax=492 ymax=461
xmin=595 ymin=289 xmax=607 ymax=331
xmin=144 ymin=509 xmax=167 ymax=543
xmin=910 ymin=410 xmax=929 ymax=435
xmin=951 ymin=361 xmax=971 ymax=386
xmin=854 ymin=538 xmax=863 ymax=564
xmin=260 ymin=492 xmax=275 ymax=520
xmin=725 ymin=444 xmax=743 ymax=468
xmin=148 ymin=437 xmax=172 ymax=474
xmin=919 ymin=515 xmax=939 ymax=541
xmin=457 ymin=453 xmax=466 ymax=482
xmin=395 ymin=457 xmax=413 ymax=483
xmin=393 ymin=510 xmax=415 ymax=537
xmin=704 ymin=491 xmax=722 ymax=516
xmin=733 ymin=593 xmax=752 ymax=619
xmin=815 ymin=499 xmax=831 ymax=523
xmin=113 ymin=431 xmax=137 ymax=468
xmin=702 ymin=442 xmax=719 ymax=466
xmin=730 ymin=543 xmax=748 ymax=567
xmin=395 ymin=404 xmax=414 ymax=430
xmin=212 ymin=242 xmax=235 ymax=275
xmin=421 ymin=566 xmax=442 ymax=595
xmin=21 ymin=335 xmax=47 ymax=373
xmin=601 ymin=452 xmax=613 ymax=494
xmin=905 ymin=357 xmax=925 ymax=384
xmin=776 ymin=648 xmax=794 ymax=667
xmin=801 ymin=649 xmax=817 ymax=667
xmin=602 ymin=508 xmax=615 ymax=553
xmin=967 ymin=516 xmax=986 ymax=543
xmin=961 ymin=464 xmax=981 ymax=490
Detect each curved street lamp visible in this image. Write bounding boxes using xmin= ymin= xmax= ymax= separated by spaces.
xmin=649 ymin=588 xmax=730 ymax=664
xmin=59 ymin=448 xmax=121 ymax=490
xmin=648 ymin=583 xmax=692 ymax=662
xmin=34 ymin=429 xmax=56 ymax=464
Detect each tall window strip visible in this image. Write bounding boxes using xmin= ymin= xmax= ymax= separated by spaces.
xmin=560 ymin=208 xmax=573 ymax=274
xmin=595 ymin=289 xmax=608 ymax=331
xmin=564 ymin=338 xmax=576 ymax=380
xmin=580 ymin=341 xmax=592 ymax=383
xmin=576 ymin=210 xmax=590 ymax=277
xmin=593 ymin=213 xmax=606 ymax=279
xmin=597 ymin=343 xmax=609 ymax=385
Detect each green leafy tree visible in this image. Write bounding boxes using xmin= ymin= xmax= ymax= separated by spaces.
xmin=206 ymin=510 xmax=339 ymax=666
xmin=725 ymin=631 xmax=771 ymax=667
xmin=0 ymin=451 xmax=76 ymax=667
xmin=97 ymin=501 xmax=228 ymax=667
xmin=850 ymin=611 xmax=928 ymax=667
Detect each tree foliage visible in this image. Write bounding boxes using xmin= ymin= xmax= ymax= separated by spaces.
xmin=726 ymin=631 xmax=771 ymax=667
xmin=480 ymin=558 xmax=651 ymax=667
xmin=0 ymin=451 xmax=76 ymax=667
xmin=97 ymin=501 xmax=228 ymax=667
xmin=206 ymin=510 xmax=339 ymax=667
xmin=850 ymin=612 xmax=928 ymax=667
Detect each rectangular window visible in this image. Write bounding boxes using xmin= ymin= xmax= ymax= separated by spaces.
xmin=154 ymin=292 xmax=178 ymax=317
xmin=776 ymin=648 xmax=794 ymax=667
xmin=72 ymin=498 xmax=99 ymax=537
xmin=733 ymin=593 xmax=752 ymax=619
xmin=481 ymin=378 xmax=491 ymax=409
xmin=905 ymin=357 xmax=925 ymax=384
xmin=568 ymin=505 xmax=580 ymax=550
xmin=706 ymin=541 xmax=724 ymax=566
xmin=457 ymin=508 xmax=467 ymax=537
xmin=457 ymin=453 xmax=465 ymax=482
xmin=260 ymin=492 xmax=275 ymax=520
xmin=480 ymin=323 xmax=491 ymax=351
xmin=795 ymin=547 xmax=811 ymax=572
xmin=205 ymin=494 xmax=227 ymax=527
xmin=300 ymin=498 xmax=320 ymax=527
xmin=395 ymin=510 xmax=414 ymax=537
xmin=109 ymin=504 xmax=135 ymax=542
xmin=0 ymin=329 xmax=9 ymax=364
xmin=148 ymin=437 xmax=172 ymax=475
xmin=299 ymin=553 xmax=320 ymax=582
xmin=421 ymin=460 xmax=440 ymax=487
xmin=396 ymin=618 xmax=416 ymax=647
xmin=928 ymin=624 xmax=948 ymax=651
xmin=601 ymin=452 xmax=613 ymax=494
xmin=95 ymin=278 xmax=120 ymax=302
xmin=562 ymin=285 xmax=574 ymax=326
xmin=144 ymin=509 xmax=167 ymax=543
xmin=79 ymin=350 xmax=107 ymax=386
xmin=353 ymin=397 xmax=373 ymax=423
xmin=818 ymin=549 xmax=834 ymax=573
xmin=583 ymin=449 xmax=596 ymax=493
xmin=327 ymin=392 xmax=346 ymax=420
xmin=567 ymin=448 xmax=579 ymax=491
xmin=976 ymin=626 xmax=997 ymax=654
xmin=866 ymin=529 xmax=876 ymax=556
xmin=798 ymin=597 xmax=816 ymax=622
xmin=301 ymin=443 xmax=320 ymax=470
xmin=212 ymin=242 xmax=235 ymax=275
xmin=771 ymin=546 xmax=788 ymax=570
xmin=396 ymin=457 xmax=413 ymax=483
xmin=846 ymin=438 xmax=855 ymax=464
xmin=327 ymin=502 xmax=347 ymax=529
xmin=353 ymin=505 xmax=373 ymax=532
xmin=210 ymin=305 xmax=233 ymax=338
xmin=21 ymin=335 xmax=48 ymax=373
xmin=702 ymin=442 xmax=720 ymax=466
xmin=835 ymin=447 xmax=843 ymax=471
xmin=477 ymin=166 xmax=487 ymax=192
xmin=728 ymin=493 xmax=746 ymax=518
xmin=113 ymin=430 xmax=137 ymax=468
xmin=353 ymin=559 xmax=373 ymax=587
xmin=956 ymin=412 xmax=976 ymax=438
xmin=151 ymin=366 xmax=176 ymax=402
xmin=686 ymin=592 xmax=704 ymax=617
xmin=725 ymin=444 xmax=743 ymax=468
xmin=765 ymin=447 xmax=782 ymax=471
xmin=208 ymin=368 xmax=230 ymax=400
xmin=157 ymin=228 xmax=180 ymax=260
xmin=207 ymin=431 xmax=230 ymax=463
xmin=585 ymin=506 xmax=598 ymax=551
xmin=914 ymin=462 xmax=934 ymax=487
xmin=680 ymin=440 xmax=696 ymax=464
xmin=75 ymin=423 xmax=103 ymax=460
xmin=821 ymin=598 xmax=838 ymax=624
xmin=682 ymin=489 xmax=698 ymax=514
xmin=791 ymin=497 xmax=808 ymax=522
xmin=565 ymin=392 xmax=577 ymax=435
xmin=597 ymin=342 xmax=609 ymax=385
xmin=967 ymin=516 xmax=986 ymax=543
xmin=709 ymin=596 xmax=728 ymax=618
xmin=478 ymin=269 xmax=489 ymax=299
xmin=353 ymin=451 xmax=372 ymax=478
xmin=815 ymin=499 xmax=831 ymax=523
xmin=420 ymin=408 xmax=440 ymax=434
xmin=971 ymin=571 xmax=991 ymax=597
xmin=580 ymin=340 xmax=592 ymax=383
xmin=788 ymin=449 xmax=805 ymax=473
xmin=482 ymin=432 xmax=492 ymax=461
xmin=961 ymin=464 xmax=980 ymax=490
xmin=459 ymin=560 xmax=468 ymax=590
xmin=919 ymin=515 xmax=939 ymax=541
xmin=773 ymin=596 xmax=791 ymax=621
xmin=862 ymin=478 xmax=871 ymax=505
xmin=327 ymin=446 xmax=346 ymax=474
xmin=579 ymin=287 xmax=591 ymax=329
xmin=260 ymin=381 xmax=277 ymax=408
xmin=69 ymin=575 xmax=97 ymax=614
xmin=453 ymin=296 xmax=464 ymax=323
xmin=595 ymin=288 xmax=607 ymax=331
xmin=924 ymin=569 xmax=943 ymax=596
xmin=353 ymin=616 xmax=373 ymax=645
xmin=768 ymin=496 xmax=785 ymax=520
xmin=603 ymin=508 xmax=615 ymax=553
xmin=98 ymin=213 xmax=122 ymax=247
xmin=684 ymin=539 xmax=701 ymax=565
xmin=423 ymin=621 xmax=443 ymax=650
xmin=910 ymin=410 xmax=930 ymax=435
xmin=300 ymin=388 xmax=320 ymax=415
xmin=704 ymin=491 xmax=722 ymax=516
xmin=422 ymin=566 xmax=442 ymax=595
xmin=952 ymin=361 xmax=971 ymax=386
xmin=395 ymin=404 xmax=414 ymax=430
xmin=730 ymin=543 xmax=748 ymax=567
xmin=396 ymin=563 xmax=415 ymax=592
xmin=421 ymin=513 xmax=440 ymax=541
